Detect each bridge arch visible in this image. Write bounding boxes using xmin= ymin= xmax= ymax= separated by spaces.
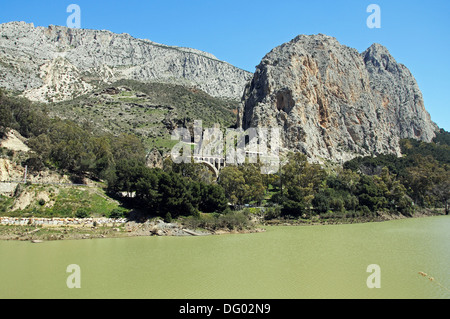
xmin=197 ymin=160 xmax=219 ymax=179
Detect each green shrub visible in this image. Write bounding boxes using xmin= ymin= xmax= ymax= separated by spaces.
xmin=359 ymin=205 xmax=372 ymax=217
xmin=180 ymin=210 xmax=251 ymax=231
xmin=164 ymin=212 xmax=172 ymax=223
xmin=75 ymin=208 xmax=90 ymax=218
xmin=264 ymin=206 xmax=282 ymax=220
xmin=218 ymin=211 xmax=249 ymax=230
xmin=108 ymin=208 xmax=128 ymax=219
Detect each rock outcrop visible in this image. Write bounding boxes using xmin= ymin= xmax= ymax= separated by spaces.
xmin=0 ymin=21 xmax=252 ymax=102
xmin=0 ymin=129 xmax=30 ymax=153
xmin=239 ymin=34 xmax=438 ymax=163
xmin=146 ymin=148 xmax=164 ymax=169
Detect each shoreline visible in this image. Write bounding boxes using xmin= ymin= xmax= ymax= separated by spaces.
xmin=262 ymin=209 xmax=445 ymax=227
xmin=0 ymin=210 xmax=445 ymax=242
xmin=0 ymin=217 xmax=266 ymax=242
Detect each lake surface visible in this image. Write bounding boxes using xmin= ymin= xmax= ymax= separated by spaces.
xmin=1 ymin=216 xmax=449 ymax=299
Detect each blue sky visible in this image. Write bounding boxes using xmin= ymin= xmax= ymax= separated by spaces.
xmin=1 ymin=0 xmax=449 ymax=130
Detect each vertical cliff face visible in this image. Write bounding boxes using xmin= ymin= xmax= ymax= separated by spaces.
xmin=239 ymin=34 xmax=438 ymax=163
xmin=0 ymin=21 xmax=252 ymax=102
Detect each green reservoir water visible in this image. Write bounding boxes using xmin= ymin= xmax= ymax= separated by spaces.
xmin=1 ymin=216 xmax=449 ymax=299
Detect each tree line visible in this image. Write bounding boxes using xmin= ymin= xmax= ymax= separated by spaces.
xmin=1 ymin=89 xmax=448 ymax=219
xmin=0 ymin=89 xmax=146 ymax=181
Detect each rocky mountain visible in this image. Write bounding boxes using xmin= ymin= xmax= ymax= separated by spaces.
xmin=0 ymin=21 xmax=252 ymax=102
xmin=0 ymin=22 xmax=439 ymax=164
xmin=239 ymin=34 xmax=438 ymax=163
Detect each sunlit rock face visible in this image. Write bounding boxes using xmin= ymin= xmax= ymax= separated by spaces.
xmin=239 ymin=34 xmax=437 ymax=163
xmin=0 ymin=21 xmax=252 ymax=102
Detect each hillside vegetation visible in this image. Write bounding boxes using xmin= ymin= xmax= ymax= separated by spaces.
xmin=47 ymin=80 xmax=239 ymax=152
xmin=0 ymin=89 xmax=448 ymax=225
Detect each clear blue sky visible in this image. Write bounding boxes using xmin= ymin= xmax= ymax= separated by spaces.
xmin=1 ymin=0 xmax=449 ymax=130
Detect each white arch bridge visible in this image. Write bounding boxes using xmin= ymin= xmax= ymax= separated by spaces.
xmin=192 ymin=156 xmax=226 ymax=178
xmin=191 ymin=151 xmax=269 ymax=178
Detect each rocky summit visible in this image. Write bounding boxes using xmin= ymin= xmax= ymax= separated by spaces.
xmin=0 ymin=23 xmax=440 ymax=163
xmin=238 ymin=34 xmax=438 ymax=163
xmin=0 ymin=21 xmax=252 ymax=102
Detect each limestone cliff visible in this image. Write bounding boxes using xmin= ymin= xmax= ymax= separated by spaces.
xmin=239 ymin=34 xmax=438 ymax=163
xmin=0 ymin=21 xmax=252 ymax=102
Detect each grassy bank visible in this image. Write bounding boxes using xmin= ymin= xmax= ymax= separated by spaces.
xmin=0 ymin=183 xmax=125 ymax=218
xmin=261 ymin=208 xmax=446 ymax=227
xmin=0 ymin=208 xmax=445 ymax=242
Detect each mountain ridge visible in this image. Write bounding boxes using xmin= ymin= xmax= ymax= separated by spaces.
xmin=0 ymin=21 xmax=252 ymax=102
xmin=0 ymin=22 xmax=440 ymax=163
